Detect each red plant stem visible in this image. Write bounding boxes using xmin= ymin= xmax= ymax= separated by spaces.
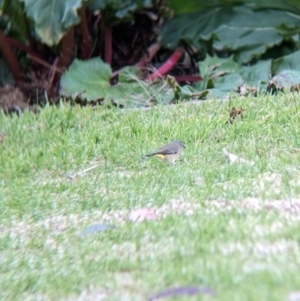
xmin=0 ymin=29 xmax=23 ymax=82
xmin=93 ymin=12 xmax=102 ymax=30
xmin=78 ymin=7 xmax=92 ymax=59
xmin=52 ymin=27 xmax=74 ymax=88
xmin=174 ymin=75 xmax=202 ymax=82
xmin=48 ymin=58 xmax=59 ymax=91
xmin=5 ymin=36 xmax=45 ymax=60
xmin=104 ymin=26 xmax=112 ymax=65
xmin=147 ymin=47 xmax=184 ymax=81
xmin=27 ymin=54 xmax=63 ymax=73
xmin=135 ymin=42 xmax=161 ymax=67
xmin=58 ymin=27 xmax=74 ymax=70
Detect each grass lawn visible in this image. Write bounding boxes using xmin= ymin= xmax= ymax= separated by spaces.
xmin=1 ymin=93 xmax=300 ymax=301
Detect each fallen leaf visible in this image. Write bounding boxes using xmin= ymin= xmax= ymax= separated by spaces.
xmin=227 ymin=107 xmax=245 ymax=124
xmin=223 ymin=148 xmax=254 ymax=165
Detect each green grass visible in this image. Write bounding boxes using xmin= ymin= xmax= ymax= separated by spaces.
xmin=1 ymin=93 xmax=300 ymax=301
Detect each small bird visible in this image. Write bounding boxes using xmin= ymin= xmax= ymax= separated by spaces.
xmin=142 ymin=140 xmax=185 ymax=165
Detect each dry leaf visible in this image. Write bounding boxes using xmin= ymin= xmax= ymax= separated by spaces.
xmin=223 ymin=148 xmax=254 ymax=165
xmin=227 ymin=107 xmax=245 ymax=124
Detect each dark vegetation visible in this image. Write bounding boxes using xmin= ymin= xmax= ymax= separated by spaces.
xmin=1 ymin=0 xmax=300 ymax=112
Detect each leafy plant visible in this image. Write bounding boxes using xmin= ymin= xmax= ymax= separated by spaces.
xmin=1 ymin=0 xmax=300 ymax=108
xmin=0 ymin=0 xmax=156 ymax=99
xmin=60 ymin=58 xmax=177 ymax=107
xmin=161 ymin=2 xmax=300 ymax=64
xmin=59 ymin=0 xmax=300 ymax=106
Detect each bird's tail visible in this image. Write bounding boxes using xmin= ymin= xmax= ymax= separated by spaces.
xmin=142 ymin=153 xmax=154 ymax=159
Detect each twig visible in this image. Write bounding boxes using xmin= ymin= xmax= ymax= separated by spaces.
xmin=67 ymin=164 xmax=99 ymax=180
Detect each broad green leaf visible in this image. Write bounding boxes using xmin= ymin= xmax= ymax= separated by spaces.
xmin=60 ymin=58 xmax=131 ymax=102
xmin=249 ymin=0 xmax=300 ymax=12
xmin=166 ymin=0 xmax=221 ymax=15
xmin=167 ymin=0 xmax=300 ymax=15
xmin=118 ymin=66 xmax=141 ymax=82
xmin=161 ymin=5 xmax=300 ymax=63
xmin=194 ymin=73 xmax=244 ymax=99
xmin=199 ymin=55 xmax=239 ymax=79
xmin=286 ymin=0 xmax=300 ymax=10
xmin=161 ymin=7 xmax=234 ymax=50
xmin=206 ymin=88 xmax=233 ymax=100
xmin=60 ymin=58 xmax=174 ymax=107
xmin=271 ymin=70 xmax=300 ymax=89
xmin=60 ymin=58 xmax=112 ymax=100
xmin=237 ymin=60 xmax=271 ymax=89
xmin=166 ymin=76 xmax=208 ymax=100
xmin=88 ymin=0 xmax=152 ymax=23
xmin=272 ymin=50 xmax=300 ymax=74
xmin=197 ymin=55 xmax=240 ymax=90
xmin=214 ymin=26 xmax=283 ymax=63
xmin=193 ymin=80 xmax=209 ymax=92
xmin=193 ymin=57 xmax=271 ymax=98
xmin=213 ymin=73 xmax=244 ymax=91
xmin=0 ymin=0 xmax=28 ymax=40
xmin=19 ymin=0 xmax=86 ymax=46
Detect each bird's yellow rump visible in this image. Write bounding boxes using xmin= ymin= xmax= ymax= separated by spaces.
xmin=142 ymin=140 xmax=185 ymax=165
